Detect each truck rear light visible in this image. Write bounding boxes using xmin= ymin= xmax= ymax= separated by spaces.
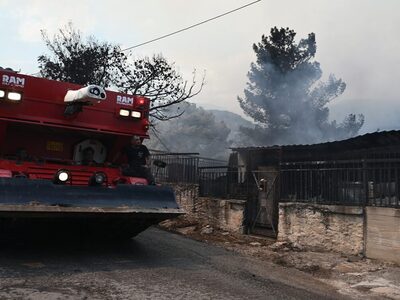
xmin=54 ymin=169 xmax=70 ymax=184
xmin=119 ymin=109 xmax=130 ymax=117
xmin=127 ymin=177 xmax=148 ymax=185
xmin=7 ymin=92 xmax=22 ymax=101
xmin=143 ymin=120 xmax=149 ymax=131
xmin=0 ymin=169 xmax=12 ymax=178
xmin=0 ymin=90 xmax=5 ymax=98
xmin=131 ymin=111 xmax=141 ymax=118
xmin=89 ymin=172 xmax=107 ymax=186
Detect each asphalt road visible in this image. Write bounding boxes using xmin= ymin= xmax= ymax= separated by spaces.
xmin=0 ymin=227 xmax=346 ymax=299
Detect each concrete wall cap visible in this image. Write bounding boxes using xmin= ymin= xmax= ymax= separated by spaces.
xmin=279 ymin=202 xmax=363 ymax=215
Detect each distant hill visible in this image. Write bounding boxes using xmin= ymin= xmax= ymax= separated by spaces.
xmin=146 ymin=105 xmax=254 ymax=158
xmin=208 ymin=109 xmax=253 ymax=141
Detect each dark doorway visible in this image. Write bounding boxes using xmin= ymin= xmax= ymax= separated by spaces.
xmin=248 ymin=166 xmax=279 ymax=238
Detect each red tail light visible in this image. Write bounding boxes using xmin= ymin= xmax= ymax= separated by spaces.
xmin=143 ymin=120 xmax=149 ymax=131
xmin=127 ymin=177 xmax=148 ymax=185
xmin=136 ymin=98 xmax=146 ymax=106
xmin=0 ymin=169 xmax=12 ymax=178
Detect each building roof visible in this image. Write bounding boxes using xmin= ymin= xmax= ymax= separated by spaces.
xmin=231 ymin=130 xmax=400 ymax=162
xmin=231 ymin=130 xmax=400 ymax=152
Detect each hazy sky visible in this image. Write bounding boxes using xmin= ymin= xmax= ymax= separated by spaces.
xmin=1 ymin=0 xmax=399 ymax=133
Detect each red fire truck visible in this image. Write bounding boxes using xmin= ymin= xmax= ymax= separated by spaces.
xmin=0 ymin=68 xmax=183 ymax=239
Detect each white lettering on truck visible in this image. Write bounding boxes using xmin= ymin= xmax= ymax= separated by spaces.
xmin=116 ymin=95 xmax=133 ymax=106
xmin=2 ymin=75 xmax=25 ymax=87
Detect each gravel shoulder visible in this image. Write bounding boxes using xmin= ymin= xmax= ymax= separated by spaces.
xmin=160 ymin=216 xmax=400 ymax=300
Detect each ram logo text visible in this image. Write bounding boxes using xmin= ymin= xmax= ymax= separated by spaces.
xmin=2 ymin=75 xmax=25 ymax=87
xmin=116 ymin=95 xmax=133 ymax=106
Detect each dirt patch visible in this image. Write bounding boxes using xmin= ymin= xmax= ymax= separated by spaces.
xmin=160 ymin=217 xmax=400 ymax=299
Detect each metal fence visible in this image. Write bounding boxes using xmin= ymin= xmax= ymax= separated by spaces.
xmin=150 ymin=150 xmax=400 ymax=208
xmin=151 ymin=152 xmax=199 ymax=184
xmin=150 ymin=151 xmax=228 ymax=185
xmin=198 ymin=156 xmax=228 ymax=168
xmin=280 ymin=159 xmax=400 ymax=208
xmin=198 ymin=167 xmax=254 ymax=200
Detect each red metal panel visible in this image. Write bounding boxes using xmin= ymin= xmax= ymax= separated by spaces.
xmin=0 ymin=71 xmax=150 ymax=137
xmin=0 ymin=72 xmax=154 ymax=187
xmin=0 ymin=159 xmax=127 ymax=187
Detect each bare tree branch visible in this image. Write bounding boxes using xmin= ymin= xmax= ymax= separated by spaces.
xmin=38 ymin=23 xmax=205 ymax=123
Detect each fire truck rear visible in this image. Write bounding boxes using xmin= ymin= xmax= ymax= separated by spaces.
xmin=0 ymin=69 xmax=183 ymax=239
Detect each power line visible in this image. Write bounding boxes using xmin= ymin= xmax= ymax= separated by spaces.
xmin=29 ymin=0 xmax=262 ymax=76
xmin=121 ymin=0 xmax=262 ymax=52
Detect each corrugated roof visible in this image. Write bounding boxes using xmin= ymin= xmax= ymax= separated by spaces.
xmin=231 ymin=130 xmax=400 ymax=153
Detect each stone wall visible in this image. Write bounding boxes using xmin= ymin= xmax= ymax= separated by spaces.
xmin=172 ymin=183 xmax=199 ymax=213
xmin=171 ymin=184 xmax=245 ymax=233
xmin=366 ymin=207 xmax=400 ymax=264
xmin=171 ymin=185 xmax=400 ymax=263
xmin=278 ymin=202 xmax=364 ymax=255
xmin=194 ymin=198 xmax=246 ymax=233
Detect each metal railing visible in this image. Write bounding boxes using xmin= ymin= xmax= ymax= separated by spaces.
xmin=198 ymin=167 xmax=254 ymax=200
xmin=151 ymin=152 xmax=199 ymax=184
xmin=149 ymin=150 xmax=400 ymax=208
xmin=150 ymin=150 xmax=228 ymax=185
xmin=280 ymin=159 xmax=400 ymax=208
xmin=198 ymin=156 xmax=228 ymax=168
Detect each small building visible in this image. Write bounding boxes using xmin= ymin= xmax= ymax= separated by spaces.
xmin=228 ymin=130 xmax=400 ymax=262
